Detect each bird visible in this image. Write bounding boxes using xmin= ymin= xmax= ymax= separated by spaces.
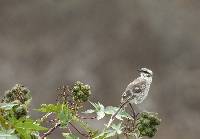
xmin=107 ymin=68 xmax=153 ymax=127
xmin=121 ymin=67 xmax=153 ymax=106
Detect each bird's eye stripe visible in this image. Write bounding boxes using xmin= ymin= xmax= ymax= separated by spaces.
xmin=142 ymin=71 xmax=150 ymax=74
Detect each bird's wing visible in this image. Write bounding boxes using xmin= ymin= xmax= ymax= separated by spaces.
xmin=121 ymin=78 xmax=146 ymax=103
xmin=126 ymin=78 xmax=146 ymax=94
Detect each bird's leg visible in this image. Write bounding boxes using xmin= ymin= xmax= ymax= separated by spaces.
xmin=129 ymin=103 xmax=136 ymax=118
xmin=129 ymin=103 xmax=139 ymax=130
xmin=107 ymin=99 xmax=130 ymax=128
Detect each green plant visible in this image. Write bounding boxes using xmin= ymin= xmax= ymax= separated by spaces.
xmin=0 ymin=82 xmax=161 ymax=139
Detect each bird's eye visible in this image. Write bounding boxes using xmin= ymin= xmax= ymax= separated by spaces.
xmin=142 ymin=71 xmax=149 ymax=74
xmin=147 ymin=74 xmax=151 ymax=77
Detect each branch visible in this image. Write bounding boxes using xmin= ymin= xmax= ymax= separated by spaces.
xmin=69 ymin=122 xmax=90 ymax=138
xmin=77 ymin=115 xmax=97 ymax=120
xmin=39 ymin=112 xmax=53 ymax=123
xmin=107 ymin=97 xmax=131 ymax=127
xmin=40 ymin=122 xmax=61 ymax=139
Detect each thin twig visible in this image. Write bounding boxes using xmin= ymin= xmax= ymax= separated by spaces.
xmin=129 ymin=103 xmax=137 ymax=129
xmin=47 ymin=118 xmax=58 ymax=123
xmin=69 ymin=122 xmax=90 ymax=138
xmin=129 ymin=103 xmax=136 ymax=118
xmin=77 ymin=115 xmax=97 ymax=120
xmin=40 ymin=112 xmax=53 ymax=123
xmin=40 ymin=122 xmax=61 ymax=139
xmin=107 ymin=97 xmax=132 ymax=127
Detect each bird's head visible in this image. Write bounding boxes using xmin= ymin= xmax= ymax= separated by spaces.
xmin=137 ymin=68 xmax=153 ymax=78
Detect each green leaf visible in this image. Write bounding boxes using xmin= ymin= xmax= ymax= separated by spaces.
xmin=37 ymin=103 xmax=73 ymax=127
xmin=63 ymin=133 xmax=79 ymax=139
xmin=93 ymin=129 xmax=115 ymax=139
xmin=58 ymin=104 xmax=72 ymax=127
xmin=105 ymin=106 xmax=131 ymax=120
xmin=89 ymin=101 xmax=99 ymax=110
xmin=93 ymin=123 xmax=123 ymax=139
xmin=111 ymin=123 xmax=123 ymax=134
xmin=89 ymin=102 xmax=105 ymax=120
xmin=16 ymin=128 xmax=31 ymax=139
xmin=8 ymin=117 xmax=47 ymax=139
xmin=36 ymin=103 xmax=63 ymax=113
xmin=0 ymin=103 xmax=18 ymax=110
xmin=88 ymin=103 xmax=131 ymax=121
xmin=104 ymin=130 xmax=116 ymax=138
xmin=0 ymin=129 xmax=19 ymax=139
xmin=96 ymin=111 xmax=105 ymax=120
xmin=0 ymin=133 xmax=19 ymax=139
xmin=15 ymin=119 xmax=48 ymax=131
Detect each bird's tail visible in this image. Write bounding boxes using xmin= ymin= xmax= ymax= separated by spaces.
xmin=107 ymin=97 xmax=131 ymax=128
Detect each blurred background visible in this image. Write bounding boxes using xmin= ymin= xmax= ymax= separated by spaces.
xmin=0 ymin=0 xmax=200 ymax=139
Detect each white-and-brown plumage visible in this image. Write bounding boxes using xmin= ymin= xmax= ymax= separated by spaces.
xmin=107 ymin=68 xmax=153 ymax=128
xmin=121 ymin=68 xmax=153 ymax=105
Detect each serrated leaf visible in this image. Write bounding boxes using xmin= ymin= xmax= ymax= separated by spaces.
xmin=58 ymin=104 xmax=72 ymax=127
xmin=93 ymin=129 xmax=116 ymax=139
xmin=0 ymin=129 xmax=19 ymax=139
xmin=93 ymin=123 xmax=123 ymax=139
xmin=0 ymin=133 xmax=19 ymax=139
xmin=105 ymin=106 xmax=131 ymax=120
xmin=111 ymin=123 xmax=123 ymax=134
xmin=104 ymin=130 xmax=116 ymax=138
xmin=7 ymin=116 xmax=47 ymax=139
xmin=89 ymin=101 xmax=99 ymax=110
xmin=16 ymin=128 xmax=31 ymax=139
xmin=36 ymin=104 xmax=63 ymax=113
xmin=15 ymin=120 xmax=48 ymax=131
xmin=89 ymin=102 xmax=105 ymax=120
xmin=37 ymin=103 xmax=73 ymax=127
xmin=96 ymin=102 xmax=105 ymax=120
xmin=104 ymin=106 xmax=116 ymax=115
xmin=96 ymin=111 xmax=105 ymax=120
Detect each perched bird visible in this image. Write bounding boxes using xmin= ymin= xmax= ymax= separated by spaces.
xmin=121 ymin=68 xmax=153 ymax=105
xmin=107 ymin=68 xmax=153 ymax=127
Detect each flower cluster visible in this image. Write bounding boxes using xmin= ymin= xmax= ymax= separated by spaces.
xmin=137 ymin=112 xmax=161 ymax=138
xmin=2 ymin=84 xmax=31 ymax=104
xmin=0 ymin=82 xmax=161 ymax=139
xmin=72 ymin=81 xmax=91 ymax=103
xmin=1 ymin=84 xmax=31 ymax=119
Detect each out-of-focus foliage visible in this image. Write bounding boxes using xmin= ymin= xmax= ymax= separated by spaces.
xmin=72 ymin=81 xmax=91 ymax=103
xmin=137 ymin=112 xmax=161 ymax=138
xmin=0 ymin=82 xmax=161 ymax=139
xmin=0 ymin=84 xmax=47 ymax=139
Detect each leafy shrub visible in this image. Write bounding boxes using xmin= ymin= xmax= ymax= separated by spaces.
xmin=0 ymin=82 xmax=161 ymax=139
